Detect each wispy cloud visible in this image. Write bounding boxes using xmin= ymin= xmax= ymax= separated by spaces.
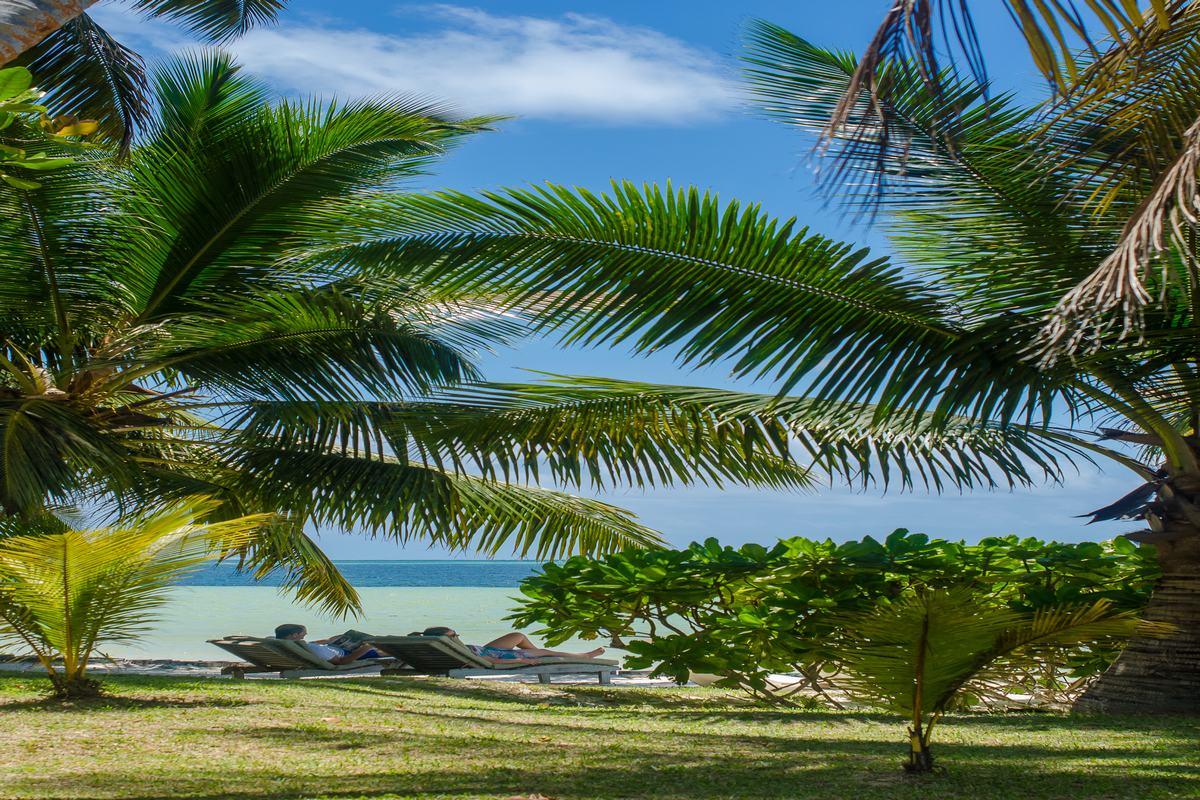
xmin=92 ymin=4 xmax=737 ymax=124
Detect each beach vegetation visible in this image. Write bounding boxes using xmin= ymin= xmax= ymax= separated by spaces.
xmin=828 ymin=586 xmax=1161 ymax=773
xmin=0 ymin=52 xmax=818 ymax=618
xmin=0 ymin=498 xmax=268 ymax=699
xmin=376 ymin=11 xmax=1200 ymax=712
xmin=0 ymin=65 xmax=94 ymax=190
xmin=512 ymin=532 xmax=1160 ymax=707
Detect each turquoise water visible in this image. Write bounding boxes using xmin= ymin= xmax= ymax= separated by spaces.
xmin=181 ymin=560 xmax=541 ymax=587
xmin=108 ymin=562 xmax=598 ymax=661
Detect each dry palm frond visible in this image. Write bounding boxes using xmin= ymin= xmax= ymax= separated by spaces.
xmin=821 ymin=1 xmax=1176 ymax=211
xmin=1036 ymin=115 xmax=1200 ymax=362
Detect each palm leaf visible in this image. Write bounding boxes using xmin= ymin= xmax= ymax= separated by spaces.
xmin=226 ymin=443 xmax=664 ymax=560
xmin=832 ymin=587 xmax=1020 ymax=716
xmin=226 ymin=380 xmax=812 ymax=494
xmin=0 ymin=497 xmax=266 ymax=673
xmin=833 ymin=586 xmax=1164 ymax=717
xmin=14 ymin=13 xmax=149 ymax=151
xmin=215 ymin=515 xmax=360 ymax=617
xmin=112 ymin=288 xmax=490 ymax=401
xmin=131 ymin=0 xmax=286 ymax=43
xmin=742 ymin=22 xmax=1112 ymax=318
xmin=299 ymin=182 xmax=1070 ymax=425
xmin=409 ymin=377 xmax=1091 ymax=491
xmin=117 ymin=52 xmax=492 ymax=324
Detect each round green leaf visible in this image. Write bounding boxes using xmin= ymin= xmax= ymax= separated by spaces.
xmin=0 ymin=67 xmax=32 ymax=103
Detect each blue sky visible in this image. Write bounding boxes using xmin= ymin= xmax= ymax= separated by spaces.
xmin=95 ymin=1 xmax=1138 ymax=556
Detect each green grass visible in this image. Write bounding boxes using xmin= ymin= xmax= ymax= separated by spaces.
xmin=0 ymin=674 xmax=1196 ymax=799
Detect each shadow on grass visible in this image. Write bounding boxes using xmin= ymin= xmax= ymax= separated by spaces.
xmin=2 ymin=674 xmax=1196 ymax=799
xmin=0 ymin=693 xmax=252 ymax=712
xmin=324 ymin=674 xmax=770 ymax=711
xmin=11 ymin=730 xmax=1198 ymax=800
xmin=0 ymin=674 xmax=251 ymax=712
xmin=317 ymin=677 xmax=1200 ymax=736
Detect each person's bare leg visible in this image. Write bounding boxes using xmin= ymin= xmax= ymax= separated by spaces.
xmin=484 ymin=632 xmax=537 ymax=650
xmin=520 ymin=646 xmax=606 ymax=659
xmin=484 ymin=632 xmax=604 ymax=659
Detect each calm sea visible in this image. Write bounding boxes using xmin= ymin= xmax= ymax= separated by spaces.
xmin=113 ymin=561 xmax=592 ymax=662
xmin=181 ymin=560 xmax=541 ymax=587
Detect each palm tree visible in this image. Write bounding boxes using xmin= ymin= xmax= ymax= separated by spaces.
xmin=0 ymin=497 xmax=268 ymax=698
xmin=0 ymin=51 xmax=817 ymax=616
xmin=0 ymin=0 xmax=286 ymax=148
xmin=297 ymin=22 xmax=1200 ymax=713
xmin=811 ymin=1 xmax=1200 ymax=351
xmin=831 ymin=587 xmax=1158 ymax=772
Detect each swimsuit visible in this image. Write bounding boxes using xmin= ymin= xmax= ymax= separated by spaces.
xmin=469 ymin=644 xmax=530 ymax=660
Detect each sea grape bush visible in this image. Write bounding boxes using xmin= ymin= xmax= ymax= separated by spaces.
xmin=510 ymin=530 xmax=1159 ymax=705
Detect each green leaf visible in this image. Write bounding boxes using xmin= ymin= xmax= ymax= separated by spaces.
xmin=1 ymin=175 xmax=41 ymax=190
xmin=13 ymin=158 xmax=73 ymax=171
xmin=0 ymin=67 xmax=32 ymax=102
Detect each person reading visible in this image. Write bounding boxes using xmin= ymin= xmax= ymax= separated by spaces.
xmin=273 ymin=624 xmax=381 ymax=665
xmin=415 ymin=626 xmax=605 ymax=664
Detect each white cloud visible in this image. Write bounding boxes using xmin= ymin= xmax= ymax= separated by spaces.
xmin=92 ymin=3 xmax=737 ymax=123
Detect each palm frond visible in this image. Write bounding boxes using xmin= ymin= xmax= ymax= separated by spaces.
xmin=118 ymin=51 xmax=492 ymax=323
xmin=742 ymin=22 xmax=1112 ymax=316
xmin=1031 ymin=11 xmax=1200 ymax=360
xmin=113 ymin=287 xmax=489 ymax=401
xmin=217 ymin=515 xmax=360 ymax=617
xmin=419 ymin=377 xmax=1091 ymax=491
xmin=227 ymin=443 xmax=664 ymax=560
xmin=0 ymin=397 xmax=145 ymax=515
xmin=833 ymin=586 xmax=1161 ymax=717
xmin=808 ymin=1 xmax=1172 ymax=158
xmin=226 ymin=380 xmax=812 ymax=493
xmin=15 ymin=13 xmax=149 ymax=150
xmin=132 ymin=0 xmax=286 ymax=43
xmin=0 ymin=497 xmax=266 ymax=668
xmin=834 ymin=586 xmax=1016 ymax=716
xmin=299 ymin=182 xmax=1068 ymax=424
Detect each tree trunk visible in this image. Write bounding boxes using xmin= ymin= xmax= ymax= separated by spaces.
xmin=1075 ymin=531 xmax=1200 ymax=714
xmin=904 ymin=722 xmax=935 ymax=773
xmin=46 ymin=667 xmax=103 ymax=700
xmin=0 ymin=1 xmax=99 ymax=65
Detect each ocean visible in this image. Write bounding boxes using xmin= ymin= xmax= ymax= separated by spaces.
xmin=113 ymin=561 xmax=593 ymax=661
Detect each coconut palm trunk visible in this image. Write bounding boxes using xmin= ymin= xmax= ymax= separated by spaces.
xmin=1077 ymin=524 xmax=1200 ymax=713
xmin=0 ymin=1 xmax=97 ymax=64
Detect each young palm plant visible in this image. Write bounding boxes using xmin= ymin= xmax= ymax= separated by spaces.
xmin=300 ymin=21 xmax=1200 ymax=711
xmin=0 ymin=497 xmax=267 ymax=698
xmin=831 ymin=587 xmax=1161 ymax=773
xmin=0 ymin=51 xmax=817 ymax=616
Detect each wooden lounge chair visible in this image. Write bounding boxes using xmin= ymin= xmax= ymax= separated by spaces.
xmin=371 ymin=635 xmax=619 ymax=684
xmin=208 ymin=635 xmax=394 ymax=679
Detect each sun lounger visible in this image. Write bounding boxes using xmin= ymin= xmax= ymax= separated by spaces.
xmin=208 ymin=635 xmax=394 ymax=679
xmin=371 ymin=635 xmax=619 ymax=684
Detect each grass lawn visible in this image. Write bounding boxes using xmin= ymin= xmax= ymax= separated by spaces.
xmin=0 ymin=674 xmax=1196 ymax=800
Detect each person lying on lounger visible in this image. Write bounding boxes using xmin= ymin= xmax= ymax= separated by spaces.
xmin=415 ymin=626 xmax=605 ymax=664
xmin=273 ymin=624 xmax=381 ymax=665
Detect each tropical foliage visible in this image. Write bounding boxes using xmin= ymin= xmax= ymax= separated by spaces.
xmin=310 ymin=12 xmax=1200 ymax=712
xmin=0 ymin=65 xmax=93 ymax=190
xmin=1 ymin=0 xmax=287 ymax=148
xmin=830 ymin=586 xmax=1160 ymax=772
xmin=0 ymin=497 xmax=268 ymax=698
xmin=512 ymin=532 xmax=1159 ymax=706
xmin=811 ymin=0 xmax=1200 ymax=352
xmin=0 ymin=52 xmax=837 ymax=617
